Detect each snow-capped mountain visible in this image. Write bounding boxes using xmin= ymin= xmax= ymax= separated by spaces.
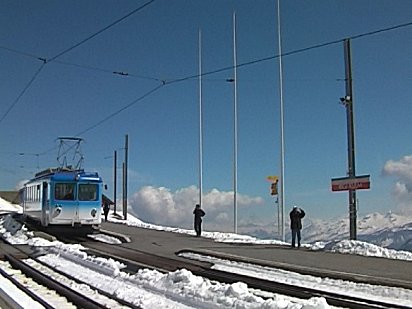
xmin=240 ymin=211 xmax=412 ymax=251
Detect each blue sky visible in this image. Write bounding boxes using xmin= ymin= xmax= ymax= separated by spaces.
xmin=1 ymin=1 xmax=412 ymax=233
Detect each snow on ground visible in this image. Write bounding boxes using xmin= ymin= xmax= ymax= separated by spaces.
xmin=1 ymin=215 xmax=330 ymax=309
xmin=179 ymin=252 xmax=412 ymax=307
xmin=1 ymin=199 xmax=412 ymax=308
xmin=0 ymin=197 xmax=22 ymax=214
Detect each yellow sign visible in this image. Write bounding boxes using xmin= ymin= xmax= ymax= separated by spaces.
xmin=266 ymin=176 xmax=278 ymax=182
xmin=266 ymin=176 xmax=279 ymax=195
xmin=271 ymin=182 xmax=278 ymax=195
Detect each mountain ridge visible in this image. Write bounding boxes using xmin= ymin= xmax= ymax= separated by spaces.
xmin=239 ymin=211 xmax=412 ymax=251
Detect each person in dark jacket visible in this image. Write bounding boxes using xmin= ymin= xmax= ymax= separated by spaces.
xmin=289 ymin=205 xmax=305 ymax=248
xmin=193 ymin=204 xmax=205 ymax=237
xmin=103 ymin=203 xmax=110 ymax=222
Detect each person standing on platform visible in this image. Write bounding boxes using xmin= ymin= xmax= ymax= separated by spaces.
xmin=289 ymin=205 xmax=305 ymax=248
xmin=103 ymin=203 xmax=110 ymax=222
xmin=193 ymin=204 xmax=205 ymax=237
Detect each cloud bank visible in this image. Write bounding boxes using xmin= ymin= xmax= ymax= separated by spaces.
xmin=128 ymin=185 xmax=264 ymax=232
xmin=382 ymin=155 xmax=412 ymax=214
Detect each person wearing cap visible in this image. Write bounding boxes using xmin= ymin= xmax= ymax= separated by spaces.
xmin=193 ymin=204 xmax=205 ymax=237
xmin=289 ymin=205 xmax=305 ymax=248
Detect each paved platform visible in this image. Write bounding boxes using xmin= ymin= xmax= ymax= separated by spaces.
xmin=100 ymin=221 xmax=412 ymax=289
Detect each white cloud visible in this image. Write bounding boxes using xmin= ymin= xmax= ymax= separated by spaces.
xmin=383 ymin=155 xmax=412 ymax=183
xmin=382 ymin=155 xmax=412 ymax=214
xmin=128 ymin=185 xmax=264 ymax=232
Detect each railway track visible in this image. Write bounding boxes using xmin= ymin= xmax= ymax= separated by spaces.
xmin=2 ymin=254 xmax=105 ymax=309
xmin=79 ymin=239 xmax=412 ymax=309
xmin=0 ymin=238 xmax=138 ymax=309
xmin=2 ymin=215 xmax=411 ymax=309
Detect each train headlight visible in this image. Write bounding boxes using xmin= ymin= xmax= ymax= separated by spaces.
xmin=91 ymin=208 xmax=97 ymax=217
xmin=52 ymin=206 xmax=62 ymax=218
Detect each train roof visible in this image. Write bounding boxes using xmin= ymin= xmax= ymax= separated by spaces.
xmin=30 ymin=167 xmax=102 ymax=183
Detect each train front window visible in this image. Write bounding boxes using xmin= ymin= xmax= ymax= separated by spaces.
xmin=79 ymin=184 xmax=98 ymax=201
xmin=55 ymin=183 xmax=75 ymax=200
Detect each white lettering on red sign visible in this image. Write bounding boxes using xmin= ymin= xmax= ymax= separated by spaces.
xmin=331 ymin=177 xmax=370 ymax=192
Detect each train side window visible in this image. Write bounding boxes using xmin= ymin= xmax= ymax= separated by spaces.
xmin=55 ymin=183 xmax=75 ymax=200
xmin=36 ymin=185 xmax=40 ymax=202
xmin=78 ymin=184 xmax=98 ymax=201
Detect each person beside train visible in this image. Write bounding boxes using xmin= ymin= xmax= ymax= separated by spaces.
xmin=103 ymin=203 xmax=110 ymax=222
xmin=289 ymin=205 xmax=305 ymax=248
xmin=193 ymin=204 xmax=205 ymax=237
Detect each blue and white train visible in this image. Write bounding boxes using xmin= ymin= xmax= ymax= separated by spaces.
xmin=20 ymin=168 xmax=103 ymax=228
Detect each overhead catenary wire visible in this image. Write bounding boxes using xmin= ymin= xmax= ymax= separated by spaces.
xmin=0 ymin=1 xmax=155 ymax=65
xmin=5 ymin=20 xmax=412 ymax=158
xmin=36 ymin=20 xmax=412 ymax=157
xmin=47 ymin=0 xmax=155 ymax=63
xmin=0 ymin=45 xmax=45 ymax=62
xmin=74 ymin=83 xmax=165 ymax=137
xmin=167 ymin=20 xmax=412 ymax=85
xmin=0 ymin=45 xmax=162 ymax=83
xmin=33 ymin=83 xmax=165 ymax=158
xmin=69 ymin=20 xmax=412 ymax=143
xmin=2 ymin=19 xmax=410 ymax=86
xmin=53 ymin=60 xmax=162 ymax=82
xmin=0 ymin=1 xmax=156 ymax=128
xmin=0 ymin=62 xmax=46 ymax=124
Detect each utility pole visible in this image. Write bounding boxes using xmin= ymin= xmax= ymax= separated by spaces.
xmin=342 ymin=39 xmax=357 ymax=240
xmin=232 ymin=11 xmax=238 ymax=234
xmin=198 ymin=29 xmax=203 ymax=209
xmin=113 ymin=150 xmax=117 ymax=215
xmin=276 ymin=0 xmax=286 ymax=242
xmin=123 ymin=134 xmax=128 ymax=220
xmin=122 ymin=162 xmax=125 ymax=218
xmin=332 ymin=39 xmax=369 ymax=239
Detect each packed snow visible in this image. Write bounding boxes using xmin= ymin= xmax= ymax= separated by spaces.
xmin=0 ymin=197 xmax=412 ymax=308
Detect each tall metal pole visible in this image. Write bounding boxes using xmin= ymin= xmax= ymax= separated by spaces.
xmin=198 ymin=29 xmax=204 ymax=209
xmin=277 ymin=197 xmax=281 ymax=237
xmin=122 ymin=162 xmax=125 ymax=217
xmin=277 ymin=0 xmax=286 ymax=242
xmin=113 ymin=150 xmax=117 ymax=215
xmin=233 ymin=11 xmax=238 ymax=234
xmin=123 ymin=134 xmax=128 ymax=220
xmin=343 ymin=39 xmax=357 ymax=240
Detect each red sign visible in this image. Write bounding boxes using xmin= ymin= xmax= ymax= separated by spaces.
xmin=331 ymin=175 xmax=370 ymax=192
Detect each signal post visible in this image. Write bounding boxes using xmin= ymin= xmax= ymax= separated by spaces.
xmin=332 ymin=39 xmax=370 ymax=240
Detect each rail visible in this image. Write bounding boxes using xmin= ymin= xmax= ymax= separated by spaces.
xmin=82 ymin=241 xmax=411 ymax=309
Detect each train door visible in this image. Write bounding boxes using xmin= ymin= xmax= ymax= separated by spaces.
xmin=41 ymin=181 xmax=49 ymax=226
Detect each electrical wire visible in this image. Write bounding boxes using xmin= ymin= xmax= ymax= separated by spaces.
xmin=74 ymin=83 xmax=165 ymax=137
xmin=350 ymin=21 xmax=412 ymax=40
xmin=47 ymin=0 xmax=155 ymax=63
xmin=0 ymin=45 xmax=163 ymax=82
xmin=0 ymin=62 xmax=46 ymax=124
xmin=168 ymin=21 xmax=412 ymax=85
xmin=53 ymin=59 xmax=162 ymax=82
xmin=7 ymin=20 xmax=412 ymax=158
xmin=31 ymin=82 xmax=165 ymax=158
xmin=0 ymin=45 xmax=45 ymax=62
xmin=38 ymin=20 xmax=412 ymax=156
xmin=0 ymin=1 xmax=156 ymax=128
